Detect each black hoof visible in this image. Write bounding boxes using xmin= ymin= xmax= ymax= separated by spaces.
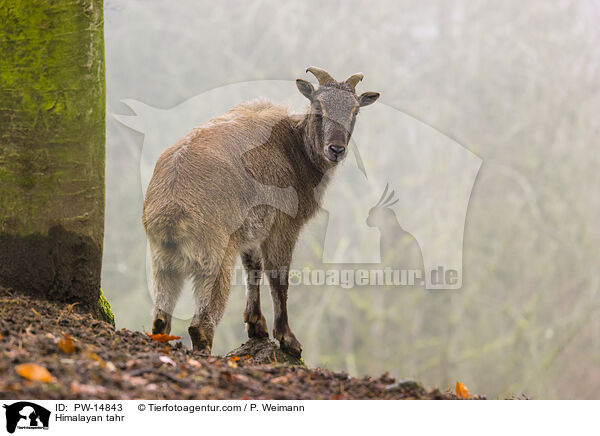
xmin=152 ymin=318 xmax=166 ymax=334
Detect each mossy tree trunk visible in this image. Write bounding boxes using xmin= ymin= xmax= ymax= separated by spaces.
xmin=0 ymin=0 xmax=111 ymax=322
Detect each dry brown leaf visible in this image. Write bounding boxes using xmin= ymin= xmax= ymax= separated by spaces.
xmin=83 ymin=350 xmax=105 ymax=367
xmin=270 ymin=375 xmax=290 ymax=384
xmin=65 ymin=302 xmax=80 ymax=313
xmin=122 ymin=375 xmax=147 ymax=387
xmin=455 ymin=382 xmax=470 ymax=399
xmin=58 ymin=334 xmax=76 ymax=355
xmin=70 ymin=380 xmax=106 ymax=395
xmin=15 ymin=363 xmax=53 ymax=383
xmin=220 ymin=371 xmax=235 ymax=383
xmin=145 ymin=332 xmax=182 ymax=343
xmin=187 ymin=358 xmax=202 ymax=368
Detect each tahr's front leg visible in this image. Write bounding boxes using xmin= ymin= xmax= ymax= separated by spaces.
xmin=267 ymin=267 xmax=302 ymax=357
xmin=263 ymin=233 xmax=302 ymax=357
xmin=241 ymin=248 xmax=268 ymax=338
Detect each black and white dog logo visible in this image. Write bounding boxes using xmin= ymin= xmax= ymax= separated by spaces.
xmin=3 ymin=402 xmax=50 ymax=434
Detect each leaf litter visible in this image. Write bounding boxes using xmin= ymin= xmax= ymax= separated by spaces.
xmin=0 ymin=287 xmax=484 ymax=400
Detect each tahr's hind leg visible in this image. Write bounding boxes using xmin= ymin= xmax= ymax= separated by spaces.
xmin=241 ymin=247 xmax=268 ymax=339
xmin=150 ymin=253 xmax=184 ymax=335
xmin=188 ymin=241 xmax=236 ymax=354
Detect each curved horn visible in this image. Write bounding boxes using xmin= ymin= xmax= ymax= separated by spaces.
xmin=345 ymin=73 xmax=364 ymax=88
xmin=306 ymin=66 xmax=335 ymax=85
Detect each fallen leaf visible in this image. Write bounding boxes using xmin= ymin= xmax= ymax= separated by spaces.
xmin=270 ymin=375 xmax=290 ymax=384
xmin=58 ymin=334 xmax=76 ymax=355
xmin=65 ymin=302 xmax=80 ymax=313
xmin=6 ymin=382 xmax=22 ymax=392
xmin=15 ymin=364 xmax=53 ymax=383
xmin=187 ymin=358 xmax=202 ymax=368
xmin=227 ymin=359 xmax=238 ymax=368
xmin=70 ymin=381 xmax=106 ymax=396
xmin=83 ymin=351 xmax=105 ymax=367
xmin=455 ymin=382 xmax=470 ymax=399
xmin=230 ymin=355 xmax=240 ymax=362
xmin=234 ymin=374 xmax=250 ymax=384
xmin=145 ymin=332 xmax=182 ymax=343
xmin=159 ymin=355 xmax=176 ymax=366
xmin=122 ymin=375 xmax=147 ymax=387
xmin=244 ymin=355 xmax=251 ymax=360
xmin=5 ymin=349 xmax=25 ymax=360
xmin=220 ymin=371 xmax=235 ymax=383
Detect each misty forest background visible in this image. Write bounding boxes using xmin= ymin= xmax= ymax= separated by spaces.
xmin=102 ymin=0 xmax=600 ymax=399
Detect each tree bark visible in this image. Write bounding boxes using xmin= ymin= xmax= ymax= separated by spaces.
xmin=0 ymin=0 xmax=110 ymax=321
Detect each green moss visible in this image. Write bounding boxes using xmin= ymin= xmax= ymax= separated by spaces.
xmin=0 ymin=1 xmax=106 ymax=310
xmin=0 ymin=0 xmax=105 ymax=238
xmin=97 ymin=288 xmax=114 ymax=326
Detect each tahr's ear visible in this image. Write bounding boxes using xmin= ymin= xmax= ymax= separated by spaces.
xmin=296 ymin=79 xmax=315 ymax=100
xmin=358 ymin=91 xmax=380 ymax=107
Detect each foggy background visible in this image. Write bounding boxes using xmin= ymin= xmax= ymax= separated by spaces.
xmin=103 ymin=0 xmax=600 ymax=399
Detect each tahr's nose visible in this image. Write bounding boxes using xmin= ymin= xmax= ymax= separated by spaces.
xmin=328 ymin=144 xmax=346 ymax=157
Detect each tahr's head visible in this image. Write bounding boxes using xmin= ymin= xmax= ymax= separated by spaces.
xmin=297 ymin=67 xmax=380 ymax=164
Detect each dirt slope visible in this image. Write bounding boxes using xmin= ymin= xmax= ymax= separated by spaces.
xmin=0 ymin=287 xmax=470 ymax=400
